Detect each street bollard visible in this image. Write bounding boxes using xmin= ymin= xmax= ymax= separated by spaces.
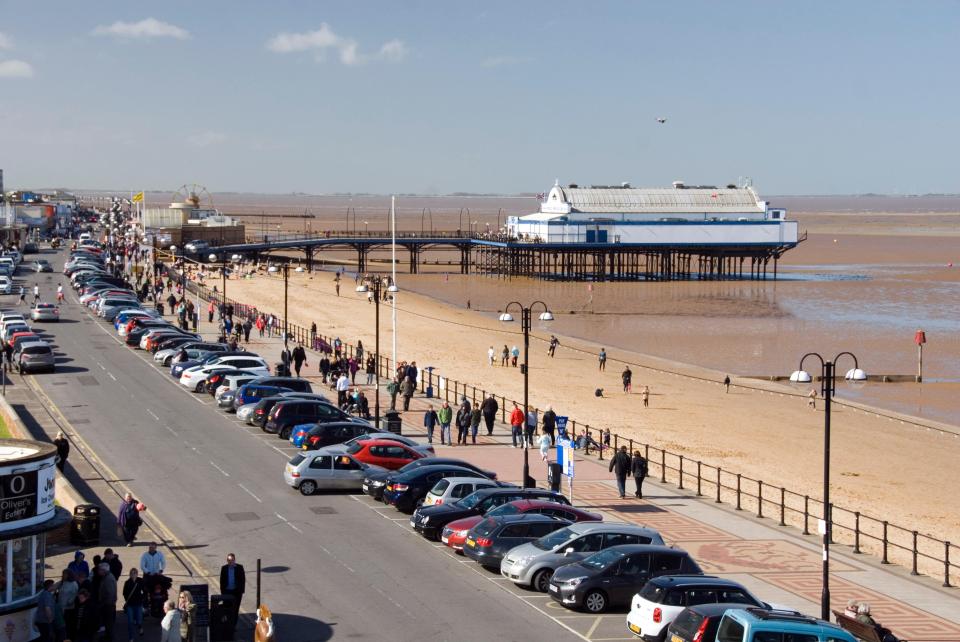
xmin=779 ymin=488 xmax=786 ymax=526
xmin=678 ymin=456 xmax=684 ymax=490
xmin=736 ymin=474 xmax=742 ymax=510
xmin=881 ymin=521 xmax=889 ymax=564
xmin=912 ymin=531 xmax=919 ymax=575
xmin=854 ymin=512 xmax=861 ymax=553
xmin=944 ymin=542 xmax=951 ymax=587
xmin=716 ymin=467 xmax=722 ymax=503
xmin=757 ymin=480 xmax=763 ymax=518
xmin=803 ymin=496 xmax=810 ymax=535
xmin=696 ymin=461 xmax=702 ymax=496
xmin=660 ymin=450 xmax=666 ymax=484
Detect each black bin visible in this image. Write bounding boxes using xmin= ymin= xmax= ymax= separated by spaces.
xmin=384 ymin=410 xmax=402 ymax=435
xmin=209 ymin=594 xmax=236 ymax=642
xmin=547 ymin=463 xmax=563 ymax=492
xmin=70 ymin=504 xmax=101 ymax=545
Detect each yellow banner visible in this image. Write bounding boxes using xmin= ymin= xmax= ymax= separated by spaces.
xmin=132 ymin=191 xmax=144 ymax=203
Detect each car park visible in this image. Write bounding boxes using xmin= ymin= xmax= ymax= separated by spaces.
xmin=413 ymin=487 xmax=572 ymax=542
xmin=463 ymin=514 xmax=572 ymax=569
xmin=500 ymin=522 xmax=665 ymax=593
xmin=30 ymin=303 xmax=60 ymax=322
xmin=713 ymin=608 xmax=857 ymax=642
xmin=3 ymin=324 xmax=31 ymax=342
xmin=382 ymin=467 xmax=493 ymax=513
xmin=626 ymin=575 xmax=773 ymax=641
xmin=289 ymin=421 xmax=375 ymax=449
xmin=14 ymin=341 xmax=55 ymax=373
xmin=441 ymin=499 xmax=602 ymax=551
xmin=283 ymin=450 xmax=371 ymax=495
xmin=263 ymin=399 xmax=357 ymax=439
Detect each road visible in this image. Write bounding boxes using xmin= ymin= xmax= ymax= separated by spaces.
xmin=25 ymin=250 xmax=587 ymax=642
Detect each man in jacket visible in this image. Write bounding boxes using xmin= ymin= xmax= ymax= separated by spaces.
xmin=469 ymin=405 xmax=482 ymax=444
xmin=423 ymin=405 xmax=439 ymax=444
xmin=97 ymin=563 xmax=118 ymax=642
xmin=541 ymin=406 xmax=557 ymax=444
xmin=609 ymin=445 xmax=631 ymax=498
xmin=387 ymin=377 xmax=400 ymax=410
xmin=159 ymin=600 xmax=181 ymax=642
xmin=219 ymin=553 xmax=245 ymax=631
xmin=631 ymin=450 xmax=648 ymax=498
xmin=292 ymin=342 xmax=307 ymax=378
xmin=509 ymin=402 xmax=525 ymax=448
xmin=437 ymin=401 xmax=453 ymax=446
xmin=400 ymin=376 xmax=415 ymax=411
xmin=481 ymin=395 xmax=499 ymax=436
xmin=455 ymin=399 xmax=472 ymax=445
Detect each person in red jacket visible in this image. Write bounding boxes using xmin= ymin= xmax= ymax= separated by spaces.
xmin=509 ymin=402 xmax=525 ymax=448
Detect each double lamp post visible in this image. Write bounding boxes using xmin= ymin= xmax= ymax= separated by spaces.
xmin=356 ymin=276 xmax=398 ymax=428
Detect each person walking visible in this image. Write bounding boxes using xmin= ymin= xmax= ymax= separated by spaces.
xmin=159 ymin=601 xmax=181 ymax=642
xmin=631 ymin=450 xmax=648 ymax=498
xmin=622 ymin=366 xmax=632 ymax=393
xmin=500 ymin=345 xmax=509 ymax=367
xmin=510 ymin=345 xmax=520 ymax=367
xmin=387 ymin=377 xmax=400 ymax=410
xmin=219 ymin=554 xmax=245 ymax=632
xmin=207 ymin=301 xmax=215 ymax=324
xmin=292 ymin=342 xmax=307 ymax=378
xmin=71 ymin=589 xmax=98 ymax=642
xmin=469 ymin=405 xmax=481 ymax=444
xmin=2 ymin=339 xmax=11 ymax=374
xmin=117 ymin=493 xmax=142 ymax=546
xmin=438 ymin=401 xmax=453 ymax=446
xmin=400 ymin=376 xmax=415 ymax=411
xmin=336 ymin=373 xmax=351 ymax=408
xmin=538 ymin=431 xmax=552 ymax=462
xmin=541 ymin=406 xmax=556 ymax=445
xmin=242 ymin=318 xmax=252 ymax=343
xmin=33 ymin=283 xmax=40 ymax=304
xmin=310 ymin=322 xmax=317 ymax=346
xmin=365 ymin=355 xmax=376 ymax=384
xmin=548 ymin=335 xmax=559 ymax=357
xmin=122 ymin=569 xmax=145 ymax=641
xmin=35 ymin=579 xmax=56 ymax=642
xmin=641 ymin=385 xmax=650 ymax=408
xmin=723 ymin=374 xmax=731 ymax=393
xmin=104 ymin=548 xmax=123 ymax=580
xmin=178 ymin=591 xmax=196 ymax=642
xmin=598 ymin=348 xmax=607 ymax=371
xmin=355 ymin=341 xmax=364 ymax=365
xmin=509 ymin=402 xmax=524 ymax=448
xmin=481 ymin=394 xmax=498 ymax=435
xmin=18 ymin=285 xmax=25 ymax=306
xmin=609 ymin=445 xmax=631 ymax=498
xmin=456 ymin=398 xmax=471 ymax=445
xmin=56 ymin=569 xmax=79 ymax=642
xmin=319 ymin=356 xmax=331 ymax=383
xmin=423 ymin=405 xmax=439 ymax=444
xmin=348 ymin=357 xmax=359 ymax=384
xmin=525 ymin=407 xmax=538 ymax=447
xmin=255 ymin=314 xmax=265 ymax=338
xmin=57 ymin=284 xmax=64 ymax=303
xmin=53 ymin=431 xmax=70 ymax=472
xmin=808 ymin=388 xmax=818 ymax=410
xmin=487 ymin=346 xmax=495 ymax=366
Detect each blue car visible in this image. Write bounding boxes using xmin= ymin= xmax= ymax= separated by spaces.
xmin=170 ymin=358 xmax=202 ymax=379
xmin=233 ymin=384 xmax=290 ymax=407
xmin=289 ymin=422 xmax=316 ymax=448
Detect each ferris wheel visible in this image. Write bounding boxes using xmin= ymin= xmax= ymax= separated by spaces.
xmin=173 ymin=183 xmax=214 ymax=209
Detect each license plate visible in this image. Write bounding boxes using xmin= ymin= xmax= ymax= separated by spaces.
xmin=465 ymin=538 xmax=475 ymax=548
xmin=362 ymin=484 xmax=369 ymax=493
xmin=628 ymin=623 xmax=641 ymax=634
xmin=671 ymin=635 xmax=683 ymax=642
xmin=409 ymin=519 xmax=416 ymax=528
xmin=441 ymin=536 xmax=449 ymax=544
xmin=548 ymin=584 xmax=559 ymax=594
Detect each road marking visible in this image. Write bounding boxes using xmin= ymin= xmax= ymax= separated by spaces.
xmin=288 ymin=523 xmax=303 ymax=533
xmin=107 ymin=372 xmax=117 ymax=381
xmin=164 ymin=425 xmax=179 ymax=436
xmin=97 ymin=362 xmax=106 ymax=370
xmin=147 ymin=409 xmax=160 ymax=421
xmin=237 ymin=483 xmax=262 ymax=503
xmin=209 ymin=461 xmax=230 ymax=477
xmin=585 ymin=616 xmax=603 ymax=639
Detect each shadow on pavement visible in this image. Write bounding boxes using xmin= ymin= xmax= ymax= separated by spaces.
xmin=49 ymin=364 xmax=89 ymax=373
xmin=269 ymin=613 xmax=335 ymax=642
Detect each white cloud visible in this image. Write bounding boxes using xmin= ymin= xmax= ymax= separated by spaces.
xmin=266 ymin=23 xmax=405 ymax=66
xmin=0 ymin=60 xmax=34 ymax=78
xmin=92 ymin=18 xmax=190 ymax=40
xmin=481 ymin=55 xmax=532 ymax=68
xmin=187 ymin=131 xmax=227 ymax=148
xmin=0 ymin=33 xmax=12 ymax=50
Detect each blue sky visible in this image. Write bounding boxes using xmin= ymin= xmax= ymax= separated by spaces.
xmin=1 ymin=1 xmax=958 ymax=195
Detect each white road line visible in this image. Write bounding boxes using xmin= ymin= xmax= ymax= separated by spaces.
xmin=107 ymin=372 xmax=117 ymax=381
xmin=164 ymin=425 xmax=179 ymax=436
xmin=146 ymin=409 xmax=160 ymax=421
xmin=237 ymin=484 xmax=262 ymax=503
xmin=288 ymin=523 xmax=303 ymax=534
xmin=97 ymin=362 xmax=106 ymax=370
xmin=275 ymin=512 xmax=288 ymax=522
xmin=209 ymin=461 xmax=230 ymax=477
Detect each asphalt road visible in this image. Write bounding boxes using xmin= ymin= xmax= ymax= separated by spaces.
xmin=25 ymin=250 xmax=585 ymax=642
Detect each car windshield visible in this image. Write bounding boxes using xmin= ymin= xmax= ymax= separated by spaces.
xmin=288 ymin=455 xmax=305 ymax=466
xmin=345 ymin=443 xmax=362 ymax=455
xmin=487 ymin=503 xmax=521 ymax=517
xmin=456 ymin=491 xmax=487 ymax=509
xmin=23 ymin=346 xmax=51 ymax=355
xmin=429 ymin=480 xmax=450 ymax=495
xmin=532 ymin=526 xmax=575 ymax=550
xmin=580 ymin=548 xmax=624 ymax=570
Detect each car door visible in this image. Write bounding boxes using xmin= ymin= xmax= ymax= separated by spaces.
xmin=383 ymin=445 xmax=417 ymax=468
xmin=563 ymin=532 xmax=605 ymax=558
xmin=332 ymin=454 xmax=365 ymax=488
xmin=605 ymin=553 xmax=652 ymax=605
xmin=496 ymin=523 xmax=530 ymax=550
xmin=305 ymin=455 xmax=334 ymax=488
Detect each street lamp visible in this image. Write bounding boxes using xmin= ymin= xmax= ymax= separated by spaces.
xmin=499 ymin=301 xmax=554 ymax=488
xmin=356 ymin=277 xmax=399 ymax=428
xmin=790 ymin=351 xmax=866 ymax=621
xmin=209 ymin=252 xmax=228 ymax=339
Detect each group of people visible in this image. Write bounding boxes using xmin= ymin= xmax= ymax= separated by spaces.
xmin=488 ymin=345 xmax=521 ymax=367
xmin=423 ymin=397 xmax=484 ymax=445
xmin=607 ymin=446 xmax=650 ymax=499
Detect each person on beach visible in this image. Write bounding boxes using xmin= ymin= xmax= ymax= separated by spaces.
xmin=500 ymin=345 xmax=509 ymax=367
xmin=541 ymin=405 xmax=556 ymax=445
xmin=292 ymin=342 xmax=307 ymax=378
xmin=487 ymin=346 xmax=495 ymax=366
xmin=548 ymin=335 xmax=559 ymax=357
xmin=808 ymin=388 xmax=818 ymax=409
xmin=631 ymin=450 xmax=648 ymax=498
xmin=509 ymin=402 xmax=524 ymax=448
xmin=481 ymin=394 xmax=498 ymax=435
xmin=641 ymin=385 xmax=650 ymax=408
xmin=423 ymin=405 xmax=439 ymax=444
xmin=609 ymin=445 xmax=631 ymax=498
xmin=598 ymin=348 xmax=607 ymax=371
xmin=724 ymin=374 xmax=731 ymax=393
xmin=456 ymin=398 xmax=472 ymax=445
xmin=438 ymin=401 xmax=453 ymax=446
xmin=335 ymin=280 xmax=340 ymax=297
xmin=622 ymin=367 xmax=632 ymax=393
xmin=400 ymin=376 xmax=415 ymax=411
xmin=525 ymin=407 xmax=538 ymax=447
xmin=469 ymin=404 xmax=481 ymax=444
xmin=538 ymin=431 xmax=552 ymax=462
xmin=511 ymin=346 xmax=520 ymax=367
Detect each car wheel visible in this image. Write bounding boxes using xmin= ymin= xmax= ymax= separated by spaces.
xmin=299 ymin=480 xmax=317 ymax=496
xmin=583 ymin=590 xmax=607 ymax=613
xmin=194 ymin=382 xmax=204 ymax=393
xmin=532 ymin=568 xmax=553 ymax=593
xmin=279 ymin=427 xmax=291 ymax=440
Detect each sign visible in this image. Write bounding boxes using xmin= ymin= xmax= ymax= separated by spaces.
xmin=555 ymin=415 xmax=568 ymax=439
xmin=0 ymin=469 xmax=39 ymax=523
xmin=556 ymin=439 xmax=574 ymax=478
xmin=915 ymin=330 xmax=926 ymax=345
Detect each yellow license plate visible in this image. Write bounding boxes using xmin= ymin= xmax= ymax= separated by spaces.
xmin=301 ymin=445 xmax=307 ymax=450
xmin=628 ymin=623 xmax=641 ymax=634
xmin=671 ymin=635 xmax=683 ymax=642
xmin=465 ymin=538 xmax=475 ymax=547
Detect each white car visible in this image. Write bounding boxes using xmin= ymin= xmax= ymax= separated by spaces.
xmin=179 ymin=357 xmax=270 ymax=390
xmin=237 ymin=403 xmax=259 ymax=422
xmin=0 ymin=276 xmax=12 ymax=295
xmin=625 ymin=576 xmax=776 ymax=641
xmin=422 ymin=476 xmax=500 ymax=507
xmin=214 ymin=373 xmax=259 ymax=400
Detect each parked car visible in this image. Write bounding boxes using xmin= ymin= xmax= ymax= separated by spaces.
xmin=0 ymin=275 xmax=13 ymax=295
xmin=155 ymin=342 xmax=227 ymax=365
xmin=180 ymin=356 xmax=270 ymax=391
xmin=665 ymin=603 xmax=748 ymax=642
xmin=290 ymin=421 xmax=375 ymax=449
xmin=30 ymin=303 xmax=60 ymax=322
xmin=713 ymin=608 xmax=857 ymax=642
xmin=283 ymin=449 xmax=370 ymax=495
xmin=31 ymin=259 xmax=53 ymax=272
xmin=548 ymin=545 xmax=702 ymax=613
xmin=441 ymin=499 xmax=601 ymax=551
xmin=412 ymin=487 xmax=571 ymax=541
xmin=627 ymin=575 xmax=773 ymax=641
xmin=382 ymin=468 xmax=493 ymax=513
xmin=361 ymin=455 xmax=487 ymax=501
xmin=500 ymin=522 xmax=665 ymax=593
xmin=463 ymin=514 xmax=572 ymax=569
xmin=235 ymin=386 xmax=297 ymax=413
xmin=423 ymin=476 xmax=503 ymax=508
xmin=14 ymin=341 xmax=55 ymax=373
xmin=344 ymin=439 xmax=424 ymax=470
xmin=264 ymin=399 xmax=357 ymax=439
xmin=248 ymin=376 xmax=313 ymax=393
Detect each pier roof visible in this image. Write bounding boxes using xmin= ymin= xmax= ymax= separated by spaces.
xmin=542 ymin=184 xmax=766 ymax=215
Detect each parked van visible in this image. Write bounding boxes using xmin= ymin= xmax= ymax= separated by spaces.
xmin=715 ymin=607 xmax=857 ymax=642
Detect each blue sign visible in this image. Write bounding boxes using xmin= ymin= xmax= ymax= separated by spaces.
xmin=556 ymin=415 xmax=569 ymax=439
xmin=556 ymin=438 xmax=574 ymax=478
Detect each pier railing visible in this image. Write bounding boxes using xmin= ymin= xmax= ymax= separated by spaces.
xmin=162 ymin=262 xmax=957 ymax=586
xmin=241 ymin=230 xmax=509 ymax=243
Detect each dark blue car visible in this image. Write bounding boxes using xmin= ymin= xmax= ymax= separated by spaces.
xmin=234 ymin=384 xmax=290 ymax=407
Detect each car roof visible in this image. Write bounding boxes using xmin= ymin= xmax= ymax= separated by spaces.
xmin=396 ymin=466 xmax=480 ymax=480
xmin=363 ymin=439 xmax=415 ymax=447
xmin=687 ymin=602 xmax=757 ymax=617
xmin=471 ymin=487 xmax=563 ymax=500
xmin=725 ymin=608 xmax=850 ymax=636
xmin=647 ymin=575 xmax=738 ymax=589
xmin=507 ymin=499 xmax=579 ymax=511
xmin=490 ymin=513 xmax=567 ymax=524
xmin=564 ymin=521 xmax=661 ymax=536
xmin=596 ymin=544 xmax=686 ymax=556
xmin=306 ymin=421 xmax=364 ymax=431
xmin=18 ymin=340 xmax=49 ymax=349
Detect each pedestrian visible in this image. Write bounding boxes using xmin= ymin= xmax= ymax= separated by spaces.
xmin=310 ymin=322 xmax=317 ymax=346
xmin=438 ymin=401 xmax=453 ymax=446
xmin=724 ymin=374 xmax=731 ymax=393
xmin=808 ymin=388 xmax=818 ymax=410
xmin=622 ymin=367 xmax=632 ymax=393
xmin=178 ymin=590 xmax=196 ymax=642
xmin=548 ymin=335 xmax=559 ymax=357
xmin=602 ymin=427 xmax=611 ymax=449
xmin=609 ymin=445 xmax=631 ymax=498
xmin=631 ymin=450 xmax=648 ymax=498
xmin=160 ymin=600 xmax=181 ymax=642
xmin=481 ymin=394 xmax=498 ymax=435
xmin=336 ymin=373 xmax=350 ymax=408
xmin=538 ymin=431 xmax=551 ymax=462
xmin=117 ymin=493 xmax=142 ymax=546
xmin=333 ymin=337 xmax=342 ymax=358
xmin=469 ymin=405 xmax=481 ymax=444
xmin=348 ymin=357 xmax=359 ymax=384
xmin=56 ymin=569 xmax=79 ymax=641
xmin=53 ymin=431 xmax=70 ymax=472
xmin=219 ymin=554 xmax=245 ymax=632
xmin=509 ymin=402 xmax=524 ymax=448
xmin=365 ymin=356 xmax=376 ymax=384
xmin=207 ymin=301 xmax=215 ymax=324
xmin=292 ymin=342 xmax=307 ymax=378
xmin=487 ymin=345 xmax=495 ymax=366
xmin=71 ymin=589 xmax=98 ymax=642
xmin=400 ymin=376 xmax=415 ymax=411
xmin=541 ymin=405 xmax=556 ymax=445
xmin=500 ymin=345 xmax=509 ymax=367
xmin=122 ymin=569 xmax=145 ymax=642
xmin=319 ymin=356 xmax=331 ymax=383
xmin=423 ymin=405 xmax=439 ymax=444
xmin=2 ymin=339 xmax=11 ymax=373
xmin=525 ymin=407 xmax=538 ymax=447
xmin=405 ymin=361 xmax=419 ymax=387
xmin=456 ymin=398 xmax=471 ymax=445
xmin=97 ymin=563 xmax=118 ymax=642
xmin=335 ymin=280 xmax=340 ymax=297
xmin=35 ymin=579 xmax=56 ymax=642
xmin=511 ymin=345 xmax=520 ymax=367
xmin=67 ymin=551 xmax=90 ymax=583
xmin=33 ymin=283 xmax=40 ymax=304
xmin=598 ymin=348 xmax=607 ymax=371
xmin=387 ymin=377 xmax=400 ymax=410
xmin=355 ymin=340 xmax=364 ymax=364
xmin=641 ymin=385 xmax=650 ymax=408
xmin=256 ymin=314 xmax=265 ymax=337
xmin=242 ymin=318 xmax=252 ymax=342
xmin=104 ymin=548 xmax=123 ymax=580
xmin=18 ymin=285 xmax=25 ymax=305
xmin=57 ymin=284 xmax=64 ymax=303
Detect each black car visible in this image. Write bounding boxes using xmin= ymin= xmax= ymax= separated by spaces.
xmin=203 ymin=369 xmax=247 ymax=395
xmin=412 ymin=488 xmax=571 ymax=541
xmin=548 ymin=545 xmax=703 ymax=613
xmin=666 ymin=602 xmax=750 ymax=642
xmin=264 ymin=399 xmax=356 ymax=439
xmin=363 ymin=457 xmax=500 ymax=501
xmin=293 ymin=421 xmax=375 ymax=450
xmin=383 ymin=465 xmax=492 ymax=513
xmin=125 ymin=324 xmax=178 ymax=347
xmin=463 ymin=514 xmax=571 ymax=569
xmin=154 ymin=335 xmax=197 ymax=352
xmin=249 ymin=376 xmax=313 ymax=393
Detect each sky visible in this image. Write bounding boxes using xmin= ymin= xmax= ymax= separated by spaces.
xmin=1 ymin=1 xmax=959 ymax=196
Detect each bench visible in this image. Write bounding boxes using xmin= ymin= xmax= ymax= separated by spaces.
xmin=832 ymin=611 xmax=885 ymax=642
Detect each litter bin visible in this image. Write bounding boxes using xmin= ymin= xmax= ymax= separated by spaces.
xmin=425 ymin=385 xmax=434 ymax=399
xmin=70 ymin=504 xmax=101 ymax=545
xmin=547 ymin=463 xmax=563 ymax=493
xmin=209 ymin=594 xmax=236 ymax=642
xmin=384 ymin=410 xmax=402 ymax=435
xmin=274 ymin=362 xmax=291 ymax=377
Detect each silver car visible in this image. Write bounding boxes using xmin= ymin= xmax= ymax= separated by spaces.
xmin=283 ymin=449 xmax=370 ymax=495
xmin=30 ymin=303 xmax=60 ymax=322
xmin=14 ymin=341 xmax=55 ymax=374
xmin=499 ymin=522 xmax=665 ymax=592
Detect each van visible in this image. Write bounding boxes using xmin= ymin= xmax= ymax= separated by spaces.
xmin=716 ymin=607 xmax=857 ymax=642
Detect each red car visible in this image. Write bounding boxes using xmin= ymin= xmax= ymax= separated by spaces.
xmin=441 ymin=499 xmax=602 ymax=551
xmin=345 ymin=439 xmax=425 ymax=470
